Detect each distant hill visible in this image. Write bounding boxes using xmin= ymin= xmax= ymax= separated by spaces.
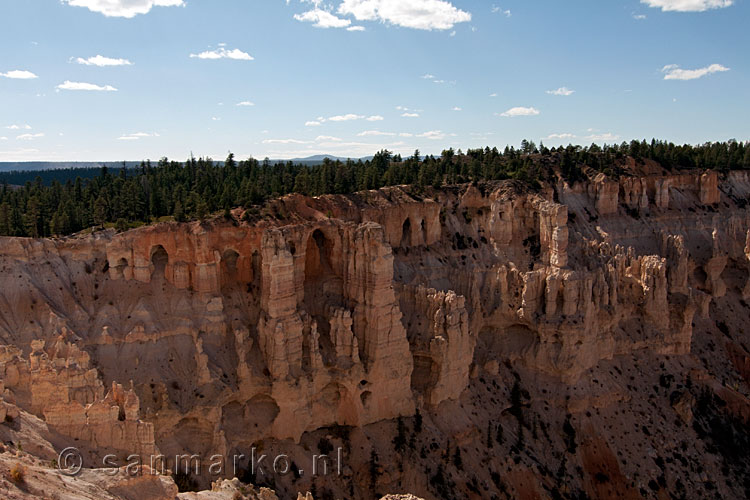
xmin=0 ymin=156 xmax=375 ymax=186
xmin=287 ymin=154 xmax=373 ymax=164
xmin=0 ymin=157 xmax=373 ymax=173
xmin=0 ymin=161 xmax=142 ymax=173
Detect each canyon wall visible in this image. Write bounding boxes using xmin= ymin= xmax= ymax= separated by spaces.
xmin=0 ymin=168 xmax=748 ymax=486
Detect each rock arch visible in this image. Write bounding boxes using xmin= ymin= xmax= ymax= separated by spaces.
xmin=150 ymin=245 xmax=169 ymax=278
xmin=304 ymin=229 xmax=344 ymax=365
xmin=401 ymin=217 xmax=412 ymax=248
xmin=222 ymin=394 xmax=280 ymax=445
xmin=220 ymin=248 xmax=240 ymax=287
xmin=411 ymin=353 xmax=436 ymax=393
xmin=113 ymin=257 xmax=129 ymax=279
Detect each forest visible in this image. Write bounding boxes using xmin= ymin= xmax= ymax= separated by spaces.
xmin=1 ymin=139 xmax=748 ymax=238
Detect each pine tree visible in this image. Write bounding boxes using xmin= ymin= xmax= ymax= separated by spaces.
xmin=174 ymin=200 xmax=185 ymax=222
xmin=393 ymin=417 xmax=407 ymax=453
xmin=0 ymin=202 xmax=10 ymax=235
xmin=93 ymin=195 xmax=108 ymax=227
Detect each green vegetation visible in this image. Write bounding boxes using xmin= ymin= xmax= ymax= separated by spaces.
xmin=1 ymin=139 xmax=748 ymax=238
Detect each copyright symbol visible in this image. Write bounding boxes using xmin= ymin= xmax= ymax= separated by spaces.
xmin=58 ymin=447 xmax=83 ymax=476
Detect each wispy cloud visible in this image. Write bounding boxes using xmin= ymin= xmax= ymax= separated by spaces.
xmin=401 ymin=112 xmax=420 ymax=118
xmin=641 ymin=0 xmax=733 ymax=12
xmin=633 ymin=13 xmax=647 ymax=19
xmin=358 ymin=130 xmax=396 ymax=136
xmin=661 ymin=63 xmax=729 ymax=80
xmin=56 ymin=81 xmax=118 ymax=91
xmin=491 ymin=5 xmax=511 ymax=17
xmin=417 ymin=130 xmax=446 ymax=140
xmin=546 ymin=87 xmax=575 ymax=96
xmin=236 ymin=101 xmax=255 ymax=107
xmin=118 ymin=132 xmax=159 ymax=141
xmin=6 ymin=124 xmax=32 ymax=130
xmin=306 ymin=113 xmax=383 ymax=125
xmin=190 ymin=47 xmax=254 ymax=61
xmin=17 ymin=133 xmax=45 ymax=140
xmin=546 ymin=133 xmax=576 ymax=140
xmin=452 ymin=107 xmax=462 ymax=111
xmin=72 ymin=55 xmax=133 ymax=66
xmin=498 ymin=106 xmax=540 ymax=117
xmin=61 ymin=0 xmax=185 ymax=18
xmin=0 ymin=70 xmax=38 ymax=79
xmin=262 ymin=138 xmax=313 ymax=145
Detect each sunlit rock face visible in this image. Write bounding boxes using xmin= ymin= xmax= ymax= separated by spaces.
xmin=0 ymin=168 xmax=748 ymax=496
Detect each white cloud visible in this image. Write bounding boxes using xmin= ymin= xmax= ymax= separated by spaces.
xmin=421 ymin=73 xmax=436 ymax=79
xmin=329 ymin=113 xmax=364 ymax=122
xmin=0 ymin=137 xmax=7 ymax=141
xmin=338 ymin=0 xmax=471 ymax=30
xmin=308 ymin=114 xmax=383 ymax=125
xmin=17 ymin=133 xmax=45 ymax=140
xmin=641 ymin=0 xmax=733 ymax=12
xmin=262 ymin=138 xmax=313 ymax=144
xmin=489 ymin=92 xmax=497 ymax=97
xmin=347 ymin=25 xmax=365 ymax=31
xmin=452 ymin=106 xmax=462 ymax=111
xmin=661 ymin=63 xmax=729 ymax=80
xmin=0 ymin=70 xmax=38 ymax=79
xmin=61 ymin=0 xmax=184 ymax=18
xmin=633 ymin=13 xmax=647 ymax=19
xmin=499 ymin=106 xmax=540 ymax=117
xmin=401 ymin=112 xmax=419 ymax=118
xmin=190 ymin=47 xmax=254 ymax=61
xmin=546 ymin=87 xmax=575 ymax=96
xmin=118 ymin=132 xmax=159 ymax=140
xmin=236 ymin=101 xmax=255 ymax=106
xmin=72 ymin=55 xmax=133 ymax=66
xmin=358 ymin=130 xmax=396 ymax=136
xmin=547 ymin=133 xmax=576 ymax=140
xmin=6 ymin=124 xmax=32 ymax=130
xmin=294 ymin=8 xmax=351 ymax=28
xmin=315 ymin=135 xmax=342 ymax=142
xmin=400 ymin=132 xmax=413 ymax=137
xmin=586 ymin=132 xmax=620 ymax=142
xmin=56 ymin=80 xmax=118 ymax=91
xmin=417 ymin=130 xmax=446 ymax=140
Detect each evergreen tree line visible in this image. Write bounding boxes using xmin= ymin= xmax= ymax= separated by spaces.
xmin=1 ymin=139 xmax=748 ymax=238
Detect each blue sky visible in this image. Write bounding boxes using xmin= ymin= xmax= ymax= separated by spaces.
xmin=0 ymin=0 xmax=747 ymax=162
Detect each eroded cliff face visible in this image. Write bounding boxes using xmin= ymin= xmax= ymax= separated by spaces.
xmin=1 ymin=167 xmax=749 ymax=499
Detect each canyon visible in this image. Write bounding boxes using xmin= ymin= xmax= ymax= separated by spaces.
xmin=1 ymin=163 xmax=750 ymax=499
